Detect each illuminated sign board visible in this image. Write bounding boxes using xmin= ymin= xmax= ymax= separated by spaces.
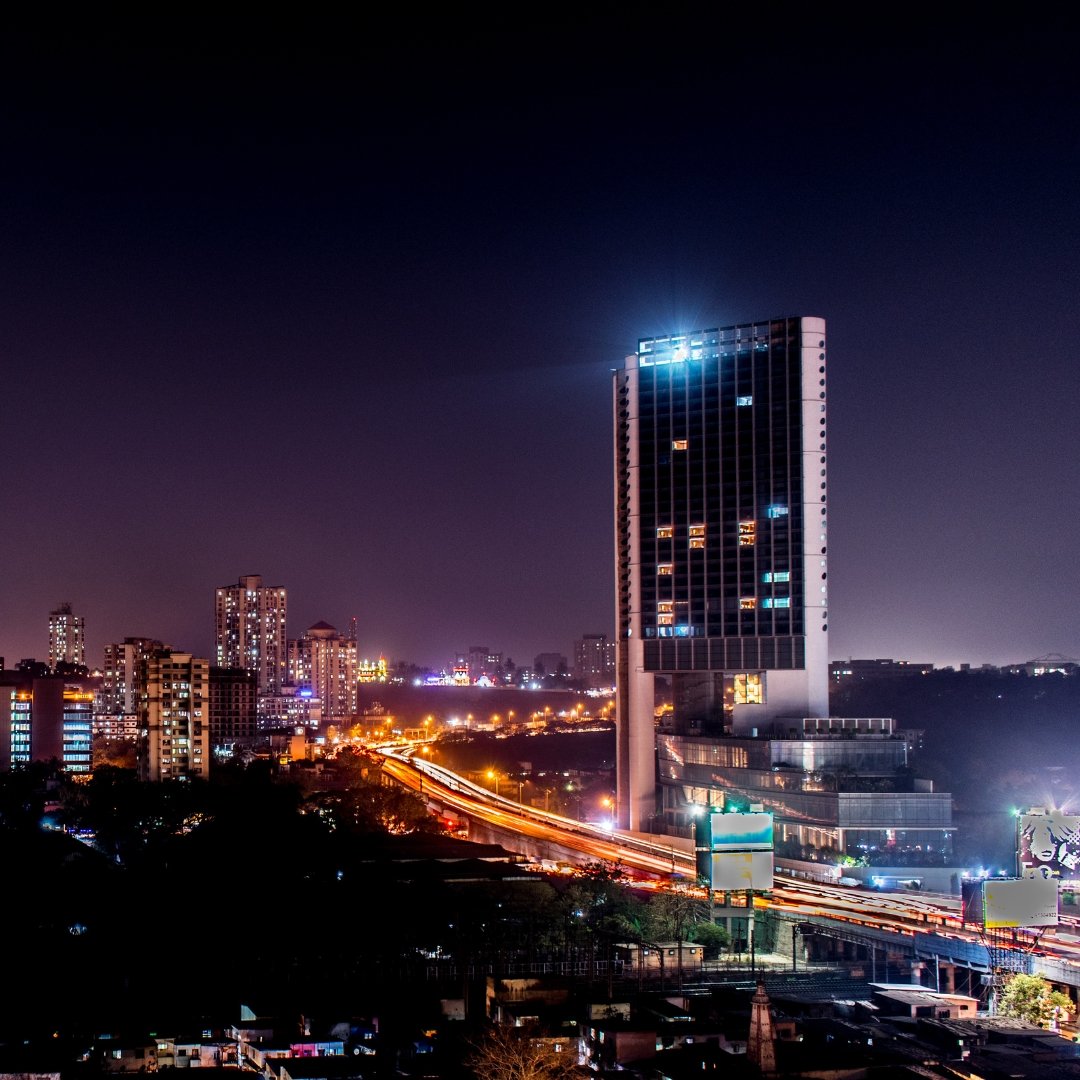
xmin=1018 ymin=808 xmax=1080 ymax=880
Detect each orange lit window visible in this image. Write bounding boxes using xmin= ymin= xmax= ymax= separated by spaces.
xmin=672 ymin=439 xmax=688 ymax=450
xmin=740 ymin=597 xmax=757 ymax=610
xmin=689 ymin=524 xmax=705 ymax=537
xmin=739 ymin=520 xmax=756 ymax=546
xmin=656 ymin=525 xmax=674 ymax=539
xmin=657 ymin=602 xmax=673 ymax=613
xmin=734 ymin=673 xmax=763 ymax=705
xmin=657 ymin=563 xmax=673 ymax=576
xmin=689 ymin=537 xmax=705 ymax=549
xmin=657 ymin=613 xmax=674 ymax=625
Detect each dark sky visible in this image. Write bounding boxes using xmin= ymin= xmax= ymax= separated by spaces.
xmin=2 ymin=12 xmax=1078 ymax=672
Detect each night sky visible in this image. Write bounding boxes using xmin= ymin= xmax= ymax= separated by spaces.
xmin=2 ymin=14 xmax=1078 ymax=673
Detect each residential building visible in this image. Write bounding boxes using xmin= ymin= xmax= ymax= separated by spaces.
xmin=288 ymin=622 xmax=357 ymax=721
xmin=209 ymin=666 xmax=258 ymax=751
xmin=613 ymin=317 xmax=953 ymax=864
xmin=214 ymin=574 xmax=288 ymax=694
xmin=467 ymin=645 xmax=502 ymax=684
xmin=257 ymin=684 xmax=316 ymax=731
xmin=95 ymin=636 xmax=164 ymax=739
xmin=48 ymin=602 xmax=85 ymax=670
xmin=574 ymin=633 xmax=615 ymax=689
xmin=137 ymin=649 xmax=210 ymax=781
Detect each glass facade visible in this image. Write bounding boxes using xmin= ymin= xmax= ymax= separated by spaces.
xmin=635 ymin=322 xmax=808 ymax=657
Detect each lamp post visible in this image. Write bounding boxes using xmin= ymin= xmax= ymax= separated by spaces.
xmin=486 ymin=769 xmax=500 ymax=797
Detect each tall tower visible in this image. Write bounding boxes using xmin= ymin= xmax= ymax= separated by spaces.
xmin=287 ymin=622 xmax=358 ymax=720
xmin=214 ymin=574 xmax=287 ymax=694
xmin=614 ymin=317 xmax=829 ymax=831
xmin=137 ymin=649 xmax=210 ymax=781
xmin=48 ymin=602 xmax=85 ymax=670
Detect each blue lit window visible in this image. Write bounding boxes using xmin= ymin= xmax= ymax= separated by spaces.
xmin=762 ymin=571 xmax=790 ymax=583
xmin=737 ymin=395 xmax=753 ymax=406
xmin=761 ymin=597 xmax=791 ymax=609
xmin=767 ymin=505 xmax=789 ymax=519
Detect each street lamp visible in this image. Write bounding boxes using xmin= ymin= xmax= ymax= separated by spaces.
xmin=486 ymin=769 xmax=500 ymax=796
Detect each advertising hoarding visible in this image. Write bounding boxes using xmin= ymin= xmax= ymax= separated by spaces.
xmin=706 ymin=811 xmax=773 ymax=851
xmin=1018 ymin=808 xmax=1080 ymax=880
xmin=708 ymin=850 xmax=774 ymax=891
xmin=982 ymin=876 xmax=1059 ymax=929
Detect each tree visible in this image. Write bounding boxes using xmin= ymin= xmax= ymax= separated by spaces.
xmin=644 ymin=885 xmax=709 ymax=985
xmin=465 ymin=1022 xmax=580 ymax=1080
xmin=998 ymin=973 xmax=1074 ymax=1028
xmin=690 ymin=920 xmax=730 ymax=959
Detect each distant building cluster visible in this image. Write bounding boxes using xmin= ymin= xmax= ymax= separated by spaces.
xmin=0 ymin=584 xmax=615 ymax=779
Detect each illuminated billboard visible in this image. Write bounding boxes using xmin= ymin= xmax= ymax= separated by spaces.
xmin=708 ymin=851 xmax=774 ymax=891
xmin=1018 ymin=808 xmax=1080 ymax=880
xmin=705 ymin=811 xmax=773 ymax=852
xmin=982 ymin=876 xmax=1059 ymax=929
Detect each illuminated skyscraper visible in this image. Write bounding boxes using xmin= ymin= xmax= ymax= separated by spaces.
xmin=614 ymin=317 xmax=830 ymax=831
xmin=214 ymin=574 xmax=287 ymax=694
xmin=48 ymin=602 xmax=85 ymax=670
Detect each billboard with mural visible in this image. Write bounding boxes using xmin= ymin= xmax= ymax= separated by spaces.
xmin=1018 ymin=808 xmax=1080 ymax=880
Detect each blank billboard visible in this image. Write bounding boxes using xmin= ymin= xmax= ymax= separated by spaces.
xmin=707 ymin=811 xmax=773 ymax=852
xmin=708 ymin=850 xmax=774 ymax=891
xmin=982 ymin=876 xmax=1059 ymax=929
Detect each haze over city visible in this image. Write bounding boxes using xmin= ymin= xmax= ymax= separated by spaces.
xmin=2 ymin=15 xmax=1078 ymax=673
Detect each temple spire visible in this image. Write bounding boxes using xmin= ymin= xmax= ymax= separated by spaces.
xmin=748 ymin=979 xmax=777 ymax=1075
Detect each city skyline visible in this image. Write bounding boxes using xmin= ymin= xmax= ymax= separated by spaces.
xmin=2 ymin=17 xmax=1078 ymax=673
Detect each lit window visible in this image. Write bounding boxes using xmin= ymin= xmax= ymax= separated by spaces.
xmin=737 ymin=395 xmax=753 ymax=406
xmin=734 ymin=673 xmax=763 ymax=705
xmin=739 ymin=597 xmax=757 ymax=610
xmin=672 ymin=439 xmax=688 ymax=451
xmin=656 ymin=525 xmax=674 ymax=539
xmin=761 ymin=597 xmax=791 ymax=609
xmin=767 ymin=505 xmax=789 ymax=519
xmin=657 ymin=613 xmax=674 ymax=626
xmin=689 ymin=537 xmax=705 ymax=549
xmin=689 ymin=524 xmax=705 ymax=537
xmin=739 ymin=520 xmax=756 ymax=545
xmin=657 ymin=563 xmax=673 ymax=576
xmin=762 ymin=571 xmax=790 ymax=583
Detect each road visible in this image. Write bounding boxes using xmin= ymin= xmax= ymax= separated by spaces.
xmin=377 ymin=744 xmax=1080 ymax=979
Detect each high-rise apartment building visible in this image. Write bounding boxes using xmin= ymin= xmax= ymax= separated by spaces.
xmin=137 ymin=649 xmax=210 ymax=781
xmin=574 ymin=633 xmax=616 ymax=689
xmin=48 ymin=602 xmax=85 ymax=670
xmin=214 ymin=574 xmax=287 ymax=694
xmin=614 ymin=317 xmax=954 ymax=870
xmin=96 ymin=637 xmax=164 ymax=739
xmin=615 ymin=316 xmax=829 ymax=830
xmin=209 ymin=666 xmax=258 ymax=748
xmin=287 ymin=622 xmax=358 ymax=721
